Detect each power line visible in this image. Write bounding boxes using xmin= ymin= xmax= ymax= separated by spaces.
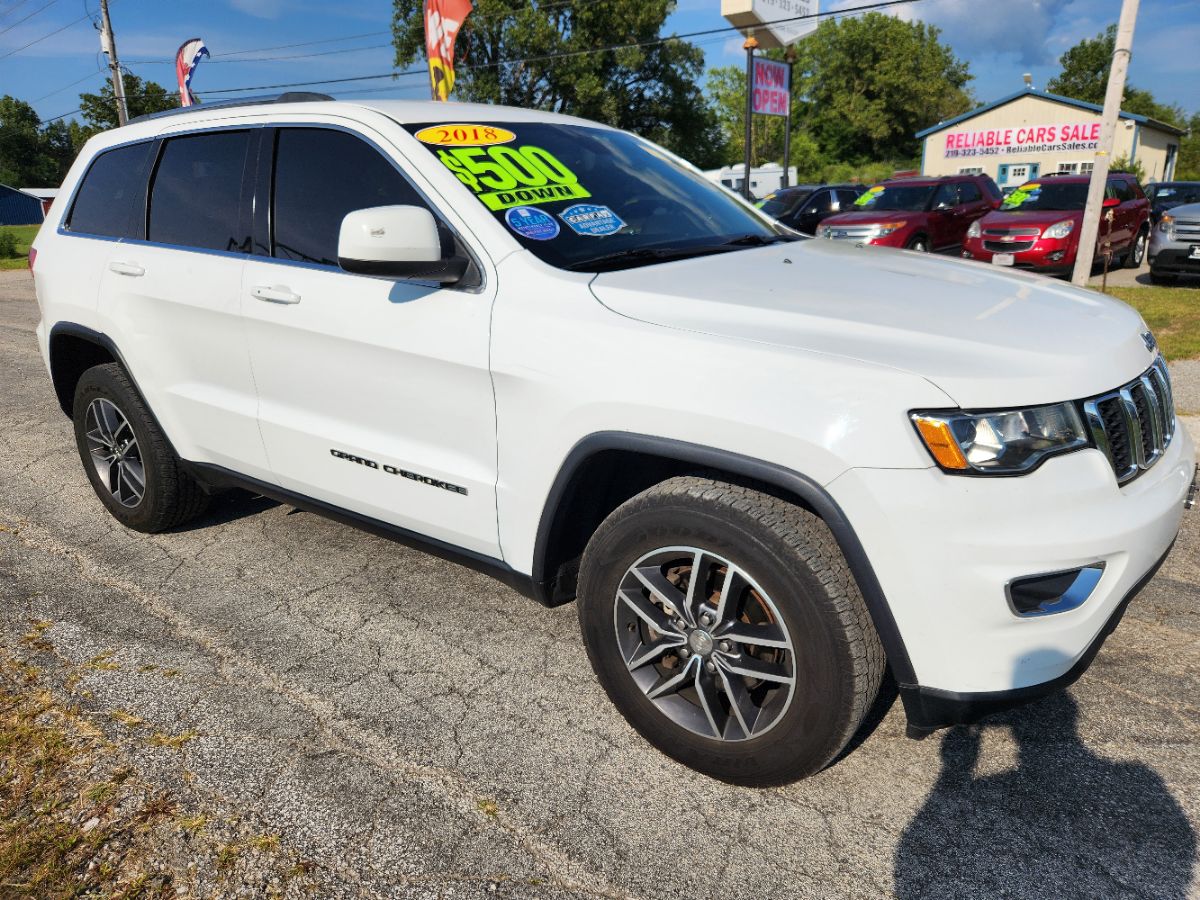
xmin=30 ymin=63 xmax=103 ymax=101
xmin=37 ymin=0 xmax=922 ymax=123
xmin=0 ymin=10 xmax=89 ymax=60
xmin=0 ymin=0 xmax=60 ymax=36
xmin=187 ymin=0 xmax=922 ymax=96
xmin=0 ymin=0 xmax=36 ymax=21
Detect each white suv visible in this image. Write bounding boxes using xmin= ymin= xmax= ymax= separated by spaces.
xmin=31 ymin=96 xmax=1197 ymax=786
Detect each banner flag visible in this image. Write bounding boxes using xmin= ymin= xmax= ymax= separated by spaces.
xmin=424 ymin=0 xmax=473 ymax=101
xmin=175 ymin=38 xmax=210 ymax=107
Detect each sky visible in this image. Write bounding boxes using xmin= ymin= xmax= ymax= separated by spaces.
xmin=1 ymin=0 xmax=1197 ymax=127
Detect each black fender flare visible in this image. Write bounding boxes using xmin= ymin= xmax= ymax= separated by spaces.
xmin=531 ymin=431 xmax=917 ymax=686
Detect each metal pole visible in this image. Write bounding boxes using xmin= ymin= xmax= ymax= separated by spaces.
xmin=1071 ymin=0 xmax=1139 ymax=286
xmin=781 ymin=47 xmax=795 ymax=190
xmin=743 ymin=34 xmax=758 ymax=200
xmin=98 ymin=0 xmax=128 ymax=126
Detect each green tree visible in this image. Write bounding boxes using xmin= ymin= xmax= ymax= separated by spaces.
xmin=391 ymin=0 xmax=726 ymax=167
xmin=78 ymin=73 xmax=176 ymax=136
xmin=0 ymin=95 xmax=76 ymax=186
xmin=705 ymin=14 xmax=971 ymax=173
xmin=793 ymin=13 xmax=973 ymax=165
xmin=1047 ymin=25 xmax=1185 ymax=126
xmin=1175 ymin=112 xmax=1200 ymax=180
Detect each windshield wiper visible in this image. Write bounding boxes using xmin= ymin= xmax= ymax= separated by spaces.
xmin=566 ymin=234 xmax=791 ymax=272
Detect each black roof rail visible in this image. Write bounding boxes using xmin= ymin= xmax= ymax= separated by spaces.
xmin=126 ymin=92 xmax=335 ymax=126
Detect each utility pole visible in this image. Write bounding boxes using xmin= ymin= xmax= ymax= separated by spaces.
xmin=1071 ymin=0 xmax=1139 ymax=286
xmin=781 ymin=45 xmax=797 ymax=191
xmin=98 ymin=0 xmax=128 ymax=127
xmin=742 ymin=33 xmax=757 ymax=200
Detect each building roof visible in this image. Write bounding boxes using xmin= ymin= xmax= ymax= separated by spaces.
xmin=19 ymin=188 xmax=59 ymax=199
xmin=915 ymin=86 xmax=1187 ymax=139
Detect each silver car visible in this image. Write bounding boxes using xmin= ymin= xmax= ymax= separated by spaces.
xmin=1149 ymin=200 xmax=1200 ymax=284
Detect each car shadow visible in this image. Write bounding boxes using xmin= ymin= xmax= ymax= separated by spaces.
xmin=166 ymin=489 xmax=280 ymax=532
xmin=892 ymin=691 xmax=1196 ymax=898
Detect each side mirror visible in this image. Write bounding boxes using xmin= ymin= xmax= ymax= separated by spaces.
xmin=338 ymin=205 xmax=468 ymax=284
xmin=1102 ymin=197 xmax=1121 ymax=208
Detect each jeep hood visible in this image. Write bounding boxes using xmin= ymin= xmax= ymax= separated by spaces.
xmin=588 ymin=239 xmax=1154 ymax=408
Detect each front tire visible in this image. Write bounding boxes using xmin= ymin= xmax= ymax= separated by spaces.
xmin=906 ymin=236 xmax=929 ymax=252
xmin=577 ymin=476 xmax=884 ymax=786
xmin=72 ymin=364 xmax=209 ymax=533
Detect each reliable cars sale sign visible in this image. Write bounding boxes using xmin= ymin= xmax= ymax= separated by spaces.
xmin=942 ymin=122 xmax=1102 ymax=159
xmin=751 ymin=58 xmax=790 ymax=116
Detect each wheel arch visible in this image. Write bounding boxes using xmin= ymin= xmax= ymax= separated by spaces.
xmin=531 ymin=431 xmax=917 ymax=685
xmin=47 ymin=323 xmax=123 ymax=417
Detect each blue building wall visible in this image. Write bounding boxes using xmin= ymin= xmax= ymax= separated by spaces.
xmin=0 ymin=185 xmax=45 ymax=225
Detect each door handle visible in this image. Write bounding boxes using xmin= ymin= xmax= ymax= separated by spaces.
xmin=108 ymin=260 xmax=145 ymax=277
xmin=251 ymin=285 xmax=301 ymax=305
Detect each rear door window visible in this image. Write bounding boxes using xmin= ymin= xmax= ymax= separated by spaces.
xmin=271 ymin=128 xmax=427 ymax=266
xmin=67 ymin=141 xmax=154 ymax=239
xmin=932 ymin=183 xmax=958 ymax=209
xmin=148 ymin=130 xmax=251 ymax=252
xmin=958 ymin=182 xmax=982 ymax=204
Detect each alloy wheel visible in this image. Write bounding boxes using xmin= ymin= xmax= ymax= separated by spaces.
xmin=613 ymin=546 xmax=796 ymax=741
xmin=84 ymin=398 xmax=145 ymax=508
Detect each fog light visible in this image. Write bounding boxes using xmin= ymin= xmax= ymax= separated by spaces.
xmin=1047 ymin=250 xmax=1066 ymax=262
xmin=1007 ymin=564 xmax=1104 ymax=617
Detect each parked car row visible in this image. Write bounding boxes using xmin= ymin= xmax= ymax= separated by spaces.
xmin=756 ymin=172 xmax=1163 ymax=281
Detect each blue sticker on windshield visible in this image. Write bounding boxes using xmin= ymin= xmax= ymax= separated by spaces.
xmin=559 ymin=204 xmax=625 ymax=236
xmin=504 ymin=206 xmax=560 ymax=241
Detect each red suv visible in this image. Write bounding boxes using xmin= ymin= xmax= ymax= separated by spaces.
xmin=814 ymin=175 xmax=1001 ymax=252
xmin=962 ymin=173 xmax=1150 ymax=276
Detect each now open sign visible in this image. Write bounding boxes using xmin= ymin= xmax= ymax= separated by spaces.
xmin=751 ymin=58 xmax=790 ymax=117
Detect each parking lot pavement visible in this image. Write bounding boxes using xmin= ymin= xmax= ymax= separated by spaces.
xmin=1 ymin=268 xmax=1198 ymax=898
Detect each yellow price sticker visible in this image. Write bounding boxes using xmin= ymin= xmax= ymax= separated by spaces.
xmin=435 ymin=144 xmax=591 ymax=211
xmin=415 ymin=124 xmax=517 ymax=147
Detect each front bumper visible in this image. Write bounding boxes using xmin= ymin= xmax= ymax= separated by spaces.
xmin=962 ymin=237 xmax=1075 ymax=274
xmin=826 ymin=426 xmax=1195 ymax=728
xmin=1149 ymin=246 xmax=1200 ymax=276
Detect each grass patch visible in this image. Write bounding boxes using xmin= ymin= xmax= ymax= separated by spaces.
xmin=1105 ymin=286 xmax=1200 ymax=360
xmin=0 ymin=224 xmax=39 ymax=270
xmin=147 ymin=730 xmax=198 ymax=750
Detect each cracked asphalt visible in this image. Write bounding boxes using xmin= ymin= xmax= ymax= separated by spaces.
xmin=2 ymin=268 xmax=1198 ymax=898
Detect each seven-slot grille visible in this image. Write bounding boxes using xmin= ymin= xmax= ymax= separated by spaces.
xmin=1174 ymin=217 xmax=1200 ymax=240
xmin=1082 ymin=357 xmax=1175 ymax=484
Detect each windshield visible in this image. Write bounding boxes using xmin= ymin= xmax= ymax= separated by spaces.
xmin=1151 ymin=184 xmax=1200 ymax=205
xmin=403 ymin=122 xmax=791 ymax=271
xmin=853 ymin=184 xmax=935 ymax=212
xmin=757 ymin=190 xmax=811 ymax=219
xmin=1000 ymin=182 xmax=1088 ymax=211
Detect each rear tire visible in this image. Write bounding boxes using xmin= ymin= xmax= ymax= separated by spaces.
xmin=1125 ymin=227 xmax=1148 ymax=268
xmin=72 ymin=364 xmax=209 ymax=533
xmin=576 ymin=476 xmax=884 ymax=786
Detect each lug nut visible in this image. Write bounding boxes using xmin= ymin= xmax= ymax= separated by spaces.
xmin=679 ymin=648 xmax=691 ymax=659
xmin=719 ymin=641 xmax=732 ymax=653
xmin=700 ymin=613 xmax=714 ymax=626
xmin=705 ymin=660 xmax=717 ymax=673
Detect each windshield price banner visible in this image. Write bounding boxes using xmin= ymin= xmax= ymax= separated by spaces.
xmin=433 ymin=144 xmax=591 ymax=211
xmin=942 ymin=122 xmax=1101 ymax=159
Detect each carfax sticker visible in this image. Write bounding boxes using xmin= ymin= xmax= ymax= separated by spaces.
xmin=415 ymin=124 xmax=516 ymax=146
xmin=504 ymin=206 xmax=560 ymax=241
xmin=559 ymin=204 xmax=625 ymax=236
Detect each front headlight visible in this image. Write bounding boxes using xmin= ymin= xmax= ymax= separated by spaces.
xmin=1043 ymin=219 xmax=1075 ymax=240
xmin=911 ymin=402 xmax=1088 ymax=475
xmin=815 ymin=224 xmax=828 ymax=238
xmin=1159 ymin=214 xmax=1175 ymax=239
xmin=966 ymin=220 xmax=982 ymax=239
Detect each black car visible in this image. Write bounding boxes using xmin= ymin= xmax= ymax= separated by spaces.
xmin=756 ymin=183 xmax=867 ymax=235
xmin=1146 ymin=181 xmax=1200 ymax=225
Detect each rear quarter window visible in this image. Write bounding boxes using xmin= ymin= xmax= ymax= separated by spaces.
xmin=67 ymin=141 xmax=154 ymax=239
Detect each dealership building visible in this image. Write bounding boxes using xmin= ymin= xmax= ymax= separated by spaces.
xmin=917 ymin=86 xmax=1185 ymax=189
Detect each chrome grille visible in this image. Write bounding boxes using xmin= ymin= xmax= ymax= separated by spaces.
xmin=984 ymin=226 xmax=1041 ymax=237
xmin=822 ymin=225 xmax=879 ymax=241
xmin=1083 ymin=357 xmax=1175 ymax=484
xmin=1175 ymin=218 xmax=1200 ymax=239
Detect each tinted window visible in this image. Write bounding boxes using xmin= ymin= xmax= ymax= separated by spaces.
xmin=758 ymin=190 xmax=809 ymax=219
xmin=68 ymin=142 xmax=153 ymax=238
xmin=1108 ymin=179 xmax=1135 ymax=202
xmin=272 ymin=128 xmax=426 ymax=266
xmin=803 ymin=190 xmax=834 ymax=214
xmin=1001 ymin=182 xmax=1089 ymax=211
xmin=958 ymin=182 xmax=982 ymax=203
xmin=932 ymin=183 xmax=958 ymax=209
xmin=854 ymin=184 xmax=935 ymax=212
xmin=837 ymin=189 xmax=862 ymax=207
xmin=149 ymin=131 xmax=250 ymax=252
